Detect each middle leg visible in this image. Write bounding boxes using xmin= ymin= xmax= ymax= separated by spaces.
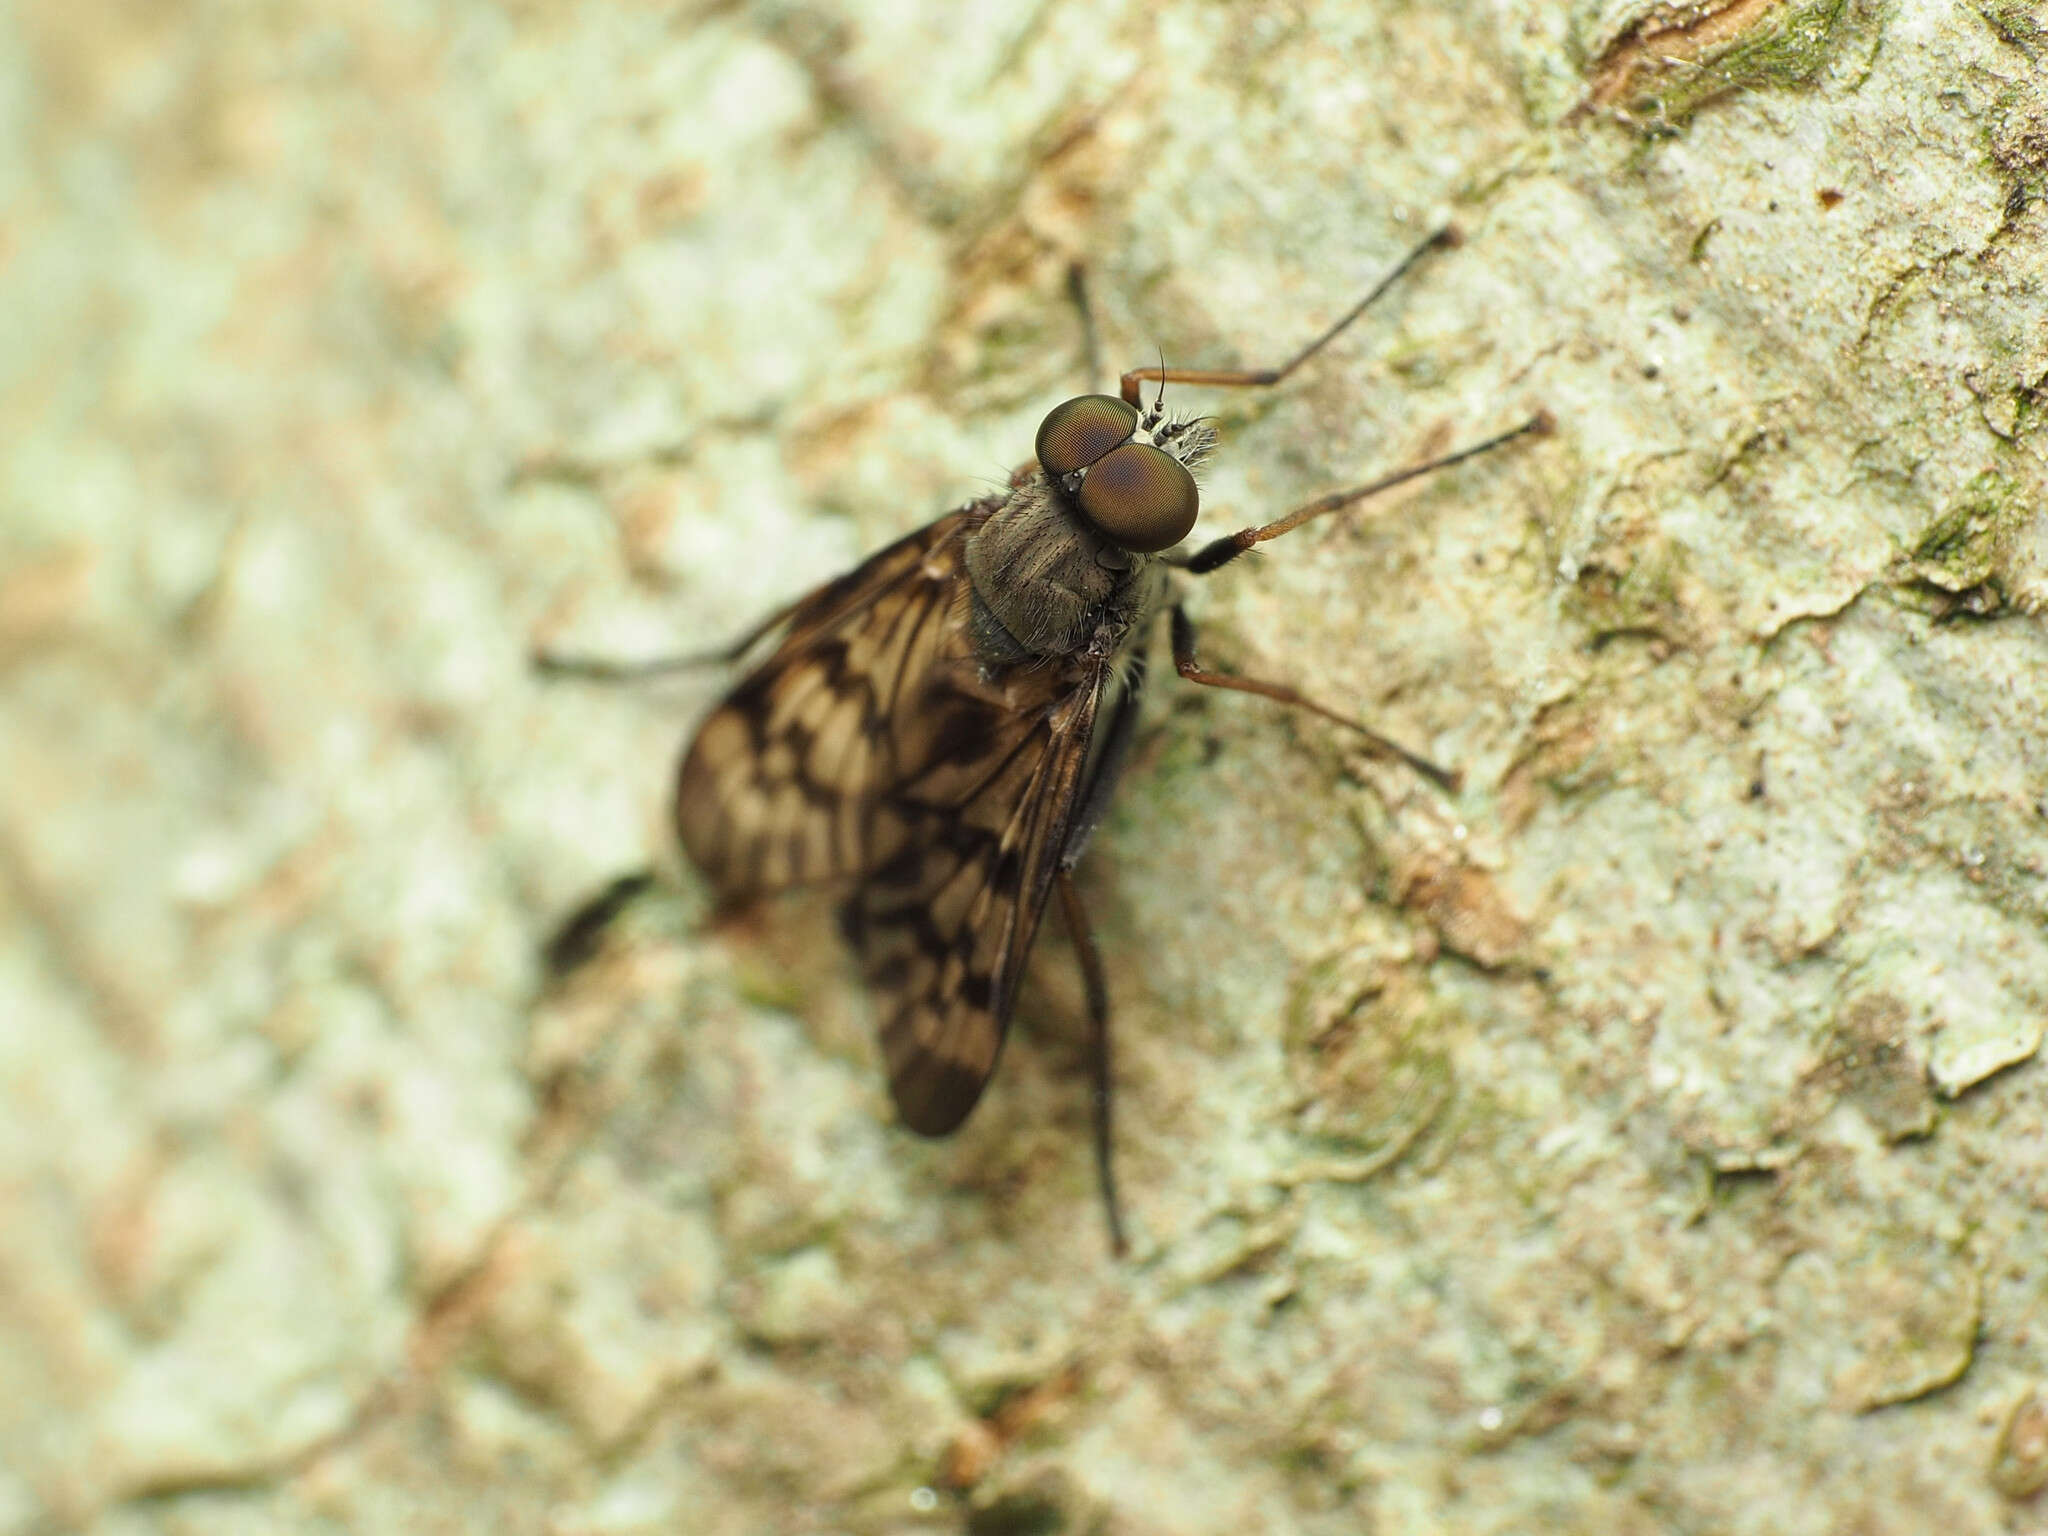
xmin=1170 ymin=604 xmax=1461 ymax=792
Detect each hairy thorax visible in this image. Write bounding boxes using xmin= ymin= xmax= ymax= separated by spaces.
xmin=963 ymin=478 xmax=1164 ymax=665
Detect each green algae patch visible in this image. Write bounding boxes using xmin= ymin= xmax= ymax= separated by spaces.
xmin=1582 ymin=0 xmax=1855 ymax=130
xmin=1908 ymin=470 xmax=2026 ymax=594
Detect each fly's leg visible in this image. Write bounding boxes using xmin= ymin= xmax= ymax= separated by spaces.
xmin=543 ymin=871 xmax=660 ymax=977
xmin=532 ymin=609 xmax=786 ymax=971
xmin=1170 ymin=604 xmax=1461 ymax=792
xmin=1118 ymin=224 xmax=1460 ymax=408
xmin=1056 ymin=870 xmax=1127 ymax=1258
xmin=1110 ymin=220 xmax=1548 ymax=566
xmin=1067 ymin=260 xmax=1105 ymax=392
xmin=532 ymin=592 xmax=806 ymax=681
xmin=1175 ymin=414 xmax=1550 ymax=574
xmin=1001 ymin=260 xmax=1115 ymax=487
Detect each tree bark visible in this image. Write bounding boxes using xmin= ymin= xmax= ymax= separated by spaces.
xmin=2 ymin=0 xmax=2043 ymax=1531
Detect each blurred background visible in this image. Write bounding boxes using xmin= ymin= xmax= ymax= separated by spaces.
xmin=3 ymin=1 xmax=2046 ymax=1531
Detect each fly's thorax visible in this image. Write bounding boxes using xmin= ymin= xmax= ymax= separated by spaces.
xmin=964 ymin=478 xmax=1147 ymax=662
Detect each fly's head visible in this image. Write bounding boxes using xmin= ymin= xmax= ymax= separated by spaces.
xmin=963 ymin=395 xmax=1218 ymax=663
xmin=1034 ymin=393 xmax=1217 ymax=554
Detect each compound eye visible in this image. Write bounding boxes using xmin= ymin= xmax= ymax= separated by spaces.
xmin=1035 ymin=395 xmax=1139 ymax=476
xmin=1076 ymin=442 xmax=1199 ymax=553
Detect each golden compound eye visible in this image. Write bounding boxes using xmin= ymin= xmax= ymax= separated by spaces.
xmin=1076 ymin=442 xmax=1199 ymax=553
xmin=1035 ymin=395 xmax=1139 ymax=477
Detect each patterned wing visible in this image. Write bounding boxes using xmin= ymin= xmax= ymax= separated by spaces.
xmin=674 ymin=498 xmax=1118 ymax=1136
xmin=676 ymin=507 xmax=985 ymax=896
xmin=846 ymin=659 xmax=1110 ymax=1135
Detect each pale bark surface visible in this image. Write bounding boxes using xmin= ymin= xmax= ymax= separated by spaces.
xmin=3 ymin=0 xmax=2046 ymax=1532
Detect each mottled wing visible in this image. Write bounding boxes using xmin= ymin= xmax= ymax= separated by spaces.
xmin=674 ymin=496 xmax=1117 ymax=1136
xmin=676 ymin=507 xmax=984 ymax=895
xmin=846 ymin=657 xmax=1111 ymax=1134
